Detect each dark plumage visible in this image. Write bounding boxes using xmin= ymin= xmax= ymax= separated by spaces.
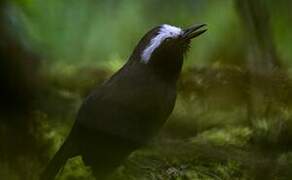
xmin=40 ymin=23 xmax=207 ymax=180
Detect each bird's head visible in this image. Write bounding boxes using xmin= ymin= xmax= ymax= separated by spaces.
xmin=129 ymin=24 xmax=207 ymax=80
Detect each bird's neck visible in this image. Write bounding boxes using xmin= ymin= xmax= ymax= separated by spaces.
xmin=124 ymin=54 xmax=183 ymax=83
xmin=148 ymin=56 xmax=184 ymax=83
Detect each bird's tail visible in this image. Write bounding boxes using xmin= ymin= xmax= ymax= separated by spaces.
xmin=40 ymin=138 xmax=76 ymax=180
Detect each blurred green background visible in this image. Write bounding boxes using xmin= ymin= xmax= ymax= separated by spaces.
xmin=1 ymin=0 xmax=292 ymax=179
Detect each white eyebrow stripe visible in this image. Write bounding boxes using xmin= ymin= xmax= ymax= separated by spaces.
xmin=141 ymin=24 xmax=182 ymax=63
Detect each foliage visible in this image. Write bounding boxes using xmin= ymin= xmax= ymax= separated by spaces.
xmin=2 ymin=0 xmax=292 ymax=179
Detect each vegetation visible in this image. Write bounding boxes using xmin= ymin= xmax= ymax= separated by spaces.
xmin=1 ymin=0 xmax=292 ymax=179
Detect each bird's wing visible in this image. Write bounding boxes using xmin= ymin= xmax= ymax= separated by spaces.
xmin=74 ymin=83 xmax=164 ymax=143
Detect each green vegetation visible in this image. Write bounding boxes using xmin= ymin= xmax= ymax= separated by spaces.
xmin=2 ymin=0 xmax=292 ymax=179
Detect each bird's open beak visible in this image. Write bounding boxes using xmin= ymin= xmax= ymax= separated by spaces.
xmin=182 ymin=24 xmax=207 ymax=40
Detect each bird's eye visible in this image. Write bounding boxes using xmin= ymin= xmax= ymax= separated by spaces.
xmin=165 ymin=37 xmax=172 ymax=42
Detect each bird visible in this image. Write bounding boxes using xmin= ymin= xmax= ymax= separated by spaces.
xmin=40 ymin=23 xmax=207 ymax=180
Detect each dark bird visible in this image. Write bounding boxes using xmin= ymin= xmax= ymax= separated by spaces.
xmin=40 ymin=23 xmax=207 ymax=180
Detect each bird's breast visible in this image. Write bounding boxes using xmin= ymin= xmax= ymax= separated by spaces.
xmin=108 ymin=80 xmax=176 ymax=142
